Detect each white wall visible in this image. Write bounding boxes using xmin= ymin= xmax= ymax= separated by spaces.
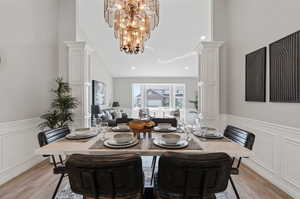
xmin=113 ymin=77 xmax=198 ymax=109
xmin=216 ymin=0 xmax=300 ymax=128
xmin=91 ymin=53 xmax=114 ymax=106
xmin=212 ymin=0 xmax=228 ymax=114
xmin=77 ymin=0 xmax=114 ymax=107
xmin=0 ymin=0 xmax=59 ymax=122
xmin=58 ymin=0 xmax=77 ymax=81
xmin=0 ymin=0 xmax=59 ymax=185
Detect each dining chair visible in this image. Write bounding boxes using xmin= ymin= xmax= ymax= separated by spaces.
xmin=55 ymin=153 xmax=144 ymax=199
xmin=224 ymin=125 xmax=256 ymax=199
xmin=116 ymin=118 xmax=134 ymax=125
xmin=151 ymin=118 xmax=178 ymax=128
xmin=37 ymin=127 xmax=70 ymax=199
xmin=139 ymin=108 xmax=150 ymax=119
xmin=154 ymin=152 xmax=232 ymax=199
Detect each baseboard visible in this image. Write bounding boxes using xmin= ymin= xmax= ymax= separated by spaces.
xmin=223 ymin=114 xmax=300 ymax=199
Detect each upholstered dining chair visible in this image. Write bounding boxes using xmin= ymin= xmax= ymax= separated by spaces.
xmin=37 ymin=127 xmax=70 ymax=199
xmin=224 ymin=125 xmax=256 ymax=199
xmin=116 ymin=118 xmax=134 ymax=125
xmin=151 ymin=118 xmax=178 ymax=128
xmin=60 ymin=153 xmax=144 ymax=199
xmin=154 ymin=152 xmax=232 ymax=199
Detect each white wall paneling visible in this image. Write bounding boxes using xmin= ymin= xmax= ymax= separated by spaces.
xmin=196 ymin=41 xmax=223 ymax=128
xmin=222 ymin=114 xmax=300 ymax=199
xmin=0 ymin=118 xmax=43 ymax=185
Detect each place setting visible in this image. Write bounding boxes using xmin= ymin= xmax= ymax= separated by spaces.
xmin=103 ymin=133 xmax=139 ymax=149
xmin=153 ymin=123 xmax=177 ymax=133
xmin=192 ymin=127 xmax=230 ymax=142
xmin=90 ymin=132 xmax=141 ymax=150
xmin=63 ymin=128 xmax=99 ymax=142
xmin=151 ymin=130 xmax=202 ymax=150
xmin=111 ymin=123 xmax=131 ymax=132
xmin=152 ymin=134 xmax=189 ymax=149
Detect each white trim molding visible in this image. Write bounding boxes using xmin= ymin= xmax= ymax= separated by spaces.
xmin=196 ymin=41 xmax=224 ymax=128
xmin=221 ymin=114 xmax=300 ymax=199
xmin=65 ymin=41 xmax=94 ymax=128
xmin=0 ymin=118 xmax=44 ymax=185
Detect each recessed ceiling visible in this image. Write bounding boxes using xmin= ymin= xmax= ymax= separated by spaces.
xmin=78 ymin=0 xmax=211 ymax=77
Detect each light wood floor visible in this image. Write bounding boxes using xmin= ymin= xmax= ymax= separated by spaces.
xmin=0 ymin=160 xmax=294 ymax=199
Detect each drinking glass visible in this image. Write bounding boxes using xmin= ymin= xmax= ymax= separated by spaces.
xmin=183 ymin=123 xmax=193 ymax=142
xmin=99 ymin=121 xmax=109 ymax=141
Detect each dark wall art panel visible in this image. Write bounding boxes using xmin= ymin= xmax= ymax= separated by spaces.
xmin=245 ymin=47 xmax=267 ymax=102
xmin=269 ymin=31 xmax=300 ymax=102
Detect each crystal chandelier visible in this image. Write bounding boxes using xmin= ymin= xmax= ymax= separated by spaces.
xmin=104 ymin=0 xmax=160 ymax=54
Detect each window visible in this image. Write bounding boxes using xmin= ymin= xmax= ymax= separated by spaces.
xmin=132 ymin=83 xmax=185 ymax=110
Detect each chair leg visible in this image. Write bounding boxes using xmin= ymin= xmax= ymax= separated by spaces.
xmin=151 ymin=156 xmax=157 ymax=185
xmin=229 ymin=176 xmax=240 ymax=199
xmin=151 ymin=156 xmax=157 ymax=168
xmin=52 ymin=174 xmax=65 ymax=199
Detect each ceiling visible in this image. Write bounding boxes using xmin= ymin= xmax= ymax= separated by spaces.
xmin=78 ymin=0 xmax=211 ymax=77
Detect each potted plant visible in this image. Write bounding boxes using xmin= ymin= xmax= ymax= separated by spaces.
xmin=189 ymin=95 xmax=198 ymax=111
xmin=39 ymin=78 xmax=78 ymax=130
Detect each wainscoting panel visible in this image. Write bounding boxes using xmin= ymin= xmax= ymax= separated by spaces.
xmin=223 ymin=114 xmax=300 ymax=199
xmin=0 ymin=118 xmax=44 ymax=185
xmin=282 ymin=138 xmax=300 ymax=189
xmin=251 ymin=128 xmax=275 ymax=173
xmin=0 ymin=136 xmax=3 ymax=171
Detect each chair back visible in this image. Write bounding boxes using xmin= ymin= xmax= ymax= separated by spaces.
xmin=224 ymin=125 xmax=255 ymax=150
xmin=116 ymin=118 xmax=134 ymax=125
xmin=66 ymin=154 xmax=144 ymax=199
xmin=152 ymin=118 xmax=177 ymax=127
xmin=156 ymin=152 xmax=232 ymax=199
xmin=38 ymin=128 xmax=70 ymax=147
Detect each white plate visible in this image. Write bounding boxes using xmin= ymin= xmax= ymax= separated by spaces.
xmin=193 ymin=132 xmax=224 ymax=139
xmin=153 ymin=139 xmax=189 ymax=149
xmin=66 ymin=131 xmax=98 ymax=140
xmin=104 ymin=139 xmax=139 ymax=149
xmin=154 ymin=126 xmax=177 ymax=132
xmin=112 ymin=127 xmax=130 ymax=132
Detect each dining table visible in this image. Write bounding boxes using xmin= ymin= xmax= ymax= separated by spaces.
xmin=35 ymin=129 xmax=253 ymax=158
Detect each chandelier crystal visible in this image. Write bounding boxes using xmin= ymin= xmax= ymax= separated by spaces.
xmin=104 ymin=0 xmax=160 ymax=54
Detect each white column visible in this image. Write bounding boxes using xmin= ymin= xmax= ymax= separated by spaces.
xmin=65 ymin=41 xmax=93 ymax=128
xmin=196 ymin=41 xmax=224 ymax=128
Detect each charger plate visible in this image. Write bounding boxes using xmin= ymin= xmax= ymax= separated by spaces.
xmin=112 ymin=127 xmax=130 ymax=132
xmin=153 ymin=139 xmax=189 ymax=149
xmin=153 ymin=127 xmax=177 ymax=132
xmin=193 ymin=132 xmax=224 ymax=139
xmin=107 ymin=138 xmax=135 ymax=146
xmin=66 ymin=131 xmax=98 ymax=140
xmin=104 ymin=139 xmax=139 ymax=149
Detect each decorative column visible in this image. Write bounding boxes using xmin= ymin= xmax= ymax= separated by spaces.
xmin=196 ymin=41 xmax=224 ymax=128
xmin=65 ymin=41 xmax=93 ymax=128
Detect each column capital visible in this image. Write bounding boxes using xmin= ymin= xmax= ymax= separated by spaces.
xmin=65 ymin=41 xmax=86 ymax=49
xmin=195 ymin=41 xmax=224 ymax=53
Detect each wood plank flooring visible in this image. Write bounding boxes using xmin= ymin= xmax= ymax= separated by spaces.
xmin=0 ymin=160 xmax=294 ymax=199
